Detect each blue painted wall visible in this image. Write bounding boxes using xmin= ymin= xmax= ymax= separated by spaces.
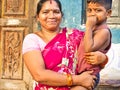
xmin=60 ymin=0 xmax=83 ymax=29
xmin=60 ymin=0 xmax=120 ymax=43
xmin=110 ymin=28 xmax=120 ymax=43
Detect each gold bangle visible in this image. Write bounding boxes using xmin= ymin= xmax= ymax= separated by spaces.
xmin=66 ymin=73 xmax=73 ymax=86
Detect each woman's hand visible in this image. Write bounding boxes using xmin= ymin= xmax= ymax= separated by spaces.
xmin=76 ymin=71 xmax=97 ymax=90
xmin=84 ymin=51 xmax=107 ymax=65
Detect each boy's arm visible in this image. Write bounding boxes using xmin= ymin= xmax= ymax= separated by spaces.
xmin=84 ymin=28 xmax=110 ymax=52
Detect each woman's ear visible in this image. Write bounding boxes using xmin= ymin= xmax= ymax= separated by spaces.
xmin=107 ymin=9 xmax=112 ymax=18
xmin=36 ymin=15 xmax=39 ymax=21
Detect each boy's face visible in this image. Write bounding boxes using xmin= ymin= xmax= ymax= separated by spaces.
xmin=87 ymin=2 xmax=111 ymax=24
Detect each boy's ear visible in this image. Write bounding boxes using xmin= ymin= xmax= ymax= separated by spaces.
xmin=107 ymin=9 xmax=112 ymax=17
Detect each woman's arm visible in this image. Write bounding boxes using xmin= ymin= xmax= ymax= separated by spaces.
xmin=23 ymin=50 xmax=68 ymax=86
xmin=23 ymin=50 xmax=96 ymax=88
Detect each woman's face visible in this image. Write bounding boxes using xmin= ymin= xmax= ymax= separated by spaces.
xmin=37 ymin=0 xmax=62 ymax=30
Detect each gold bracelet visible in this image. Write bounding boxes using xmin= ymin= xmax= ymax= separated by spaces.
xmin=66 ymin=73 xmax=73 ymax=86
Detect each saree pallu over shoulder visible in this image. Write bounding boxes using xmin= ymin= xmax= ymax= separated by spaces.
xmin=42 ymin=28 xmax=66 ymax=70
xmin=35 ymin=27 xmax=84 ymax=90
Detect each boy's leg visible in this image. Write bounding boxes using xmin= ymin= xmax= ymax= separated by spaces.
xmin=94 ymin=73 xmax=100 ymax=88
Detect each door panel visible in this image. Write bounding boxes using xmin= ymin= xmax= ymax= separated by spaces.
xmin=1 ymin=27 xmax=24 ymax=79
xmin=0 ymin=0 xmax=34 ymax=90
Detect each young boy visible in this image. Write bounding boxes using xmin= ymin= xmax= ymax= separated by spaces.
xmin=75 ymin=0 xmax=112 ymax=90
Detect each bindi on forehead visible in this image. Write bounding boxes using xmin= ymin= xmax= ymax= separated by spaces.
xmin=50 ymin=0 xmax=52 ymax=4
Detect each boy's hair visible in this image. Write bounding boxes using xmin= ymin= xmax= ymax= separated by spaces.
xmin=87 ymin=0 xmax=112 ymax=10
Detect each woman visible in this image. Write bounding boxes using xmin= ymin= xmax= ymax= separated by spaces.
xmin=22 ymin=0 xmax=108 ymax=90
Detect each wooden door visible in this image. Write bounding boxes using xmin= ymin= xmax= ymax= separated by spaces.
xmin=0 ymin=0 xmax=35 ymax=90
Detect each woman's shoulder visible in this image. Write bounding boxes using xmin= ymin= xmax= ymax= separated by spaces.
xmin=23 ymin=33 xmax=45 ymax=46
xmin=24 ymin=33 xmax=43 ymax=41
xmin=22 ymin=33 xmax=46 ymax=54
xmin=24 ymin=33 xmax=38 ymax=38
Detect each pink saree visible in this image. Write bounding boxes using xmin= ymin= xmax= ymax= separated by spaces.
xmin=35 ymin=27 xmax=84 ymax=90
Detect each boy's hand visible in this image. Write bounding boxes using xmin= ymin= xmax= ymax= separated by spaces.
xmin=84 ymin=51 xmax=105 ymax=65
xmin=86 ymin=15 xmax=97 ymax=31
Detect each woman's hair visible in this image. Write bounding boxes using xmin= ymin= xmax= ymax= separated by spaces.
xmin=87 ymin=0 xmax=112 ymax=10
xmin=36 ymin=0 xmax=63 ymax=15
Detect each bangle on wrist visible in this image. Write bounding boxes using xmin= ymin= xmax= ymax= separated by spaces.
xmin=100 ymin=54 xmax=108 ymax=68
xmin=66 ymin=73 xmax=73 ymax=86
